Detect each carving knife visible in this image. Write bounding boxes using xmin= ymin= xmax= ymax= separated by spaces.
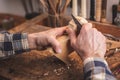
xmin=95 ymin=0 xmax=102 ymax=22
xmin=71 ymin=14 xmax=82 ymax=35
xmin=90 ymin=0 xmax=95 ymax=21
xmin=101 ymin=0 xmax=107 ymax=23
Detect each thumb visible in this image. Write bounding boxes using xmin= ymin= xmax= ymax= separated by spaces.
xmin=48 ymin=36 xmax=62 ymax=54
xmin=66 ymin=28 xmax=77 ymax=47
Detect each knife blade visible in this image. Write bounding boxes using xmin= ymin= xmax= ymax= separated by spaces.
xmin=71 ymin=14 xmax=82 ymax=35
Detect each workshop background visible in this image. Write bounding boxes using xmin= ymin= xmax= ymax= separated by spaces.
xmin=0 ymin=0 xmax=119 ymax=22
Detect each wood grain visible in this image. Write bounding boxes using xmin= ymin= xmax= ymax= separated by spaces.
xmin=95 ymin=0 xmax=102 ymax=22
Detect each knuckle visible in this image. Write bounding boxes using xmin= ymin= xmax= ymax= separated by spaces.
xmin=93 ymin=28 xmax=97 ymax=31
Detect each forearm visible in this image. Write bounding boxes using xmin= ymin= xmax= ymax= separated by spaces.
xmin=83 ymin=57 xmax=116 ymax=80
xmin=0 ymin=33 xmax=30 ymax=59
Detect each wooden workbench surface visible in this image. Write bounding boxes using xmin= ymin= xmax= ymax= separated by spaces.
xmin=0 ymin=14 xmax=120 ymax=80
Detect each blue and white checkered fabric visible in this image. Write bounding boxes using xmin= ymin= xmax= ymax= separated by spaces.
xmin=83 ymin=57 xmax=116 ymax=80
xmin=0 ymin=33 xmax=30 ymax=58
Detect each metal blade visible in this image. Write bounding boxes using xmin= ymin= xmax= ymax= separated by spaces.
xmin=71 ymin=14 xmax=82 ymax=35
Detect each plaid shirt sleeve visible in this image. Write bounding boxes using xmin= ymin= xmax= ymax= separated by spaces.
xmin=0 ymin=32 xmax=30 ymax=59
xmin=83 ymin=57 xmax=116 ymax=80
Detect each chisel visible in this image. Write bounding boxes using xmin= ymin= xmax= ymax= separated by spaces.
xmin=112 ymin=5 xmax=117 ymax=24
xmin=101 ymin=0 xmax=107 ymax=23
xmin=95 ymin=0 xmax=102 ymax=22
xmin=90 ymin=0 xmax=95 ymax=21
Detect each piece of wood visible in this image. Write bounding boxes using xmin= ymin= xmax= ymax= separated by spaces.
xmin=101 ymin=0 xmax=107 ymax=23
xmin=81 ymin=0 xmax=87 ymax=18
xmin=106 ymin=39 xmax=120 ymax=50
xmin=95 ymin=0 xmax=102 ymax=22
xmin=47 ymin=35 xmax=72 ymax=63
xmin=90 ymin=21 xmax=120 ymax=37
xmin=9 ymin=13 xmax=48 ymax=33
xmin=72 ymin=0 xmax=78 ymax=16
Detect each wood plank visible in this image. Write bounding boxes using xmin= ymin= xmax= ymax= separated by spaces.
xmin=9 ymin=13 xmax=48 ymax=33
xmin=90 ymin=21 xmax=120 ymax=37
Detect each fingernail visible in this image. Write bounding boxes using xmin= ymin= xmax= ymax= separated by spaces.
xmin=57 ymin=49 xmax=62 ymax=54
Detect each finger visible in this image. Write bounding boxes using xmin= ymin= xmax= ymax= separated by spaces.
xmin=80 ymin=23 xmax=93 ymax=36
xmin=66 ymin=28 xmax=77 ymax=47
xmin=54 ymin=26 xmax=67 ymax=36
xmin=48 ymin=36 xmax=62 ymax=53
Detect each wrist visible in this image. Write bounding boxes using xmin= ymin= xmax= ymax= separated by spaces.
xmin=83 ymin=57 xmax=108 ymax=66
xmin=28 ymin=33 xmax=37 ymax=50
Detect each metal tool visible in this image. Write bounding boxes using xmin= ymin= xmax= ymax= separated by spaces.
xmin=101 ymin=0 xmax=107 ymax=23
xmin=21 ymin=0 xmax=30 ymax=19
xmin=21 ymin=0 xmax=39 ymax=19
xmin=71 ymin=14 xmax=82 ymax=35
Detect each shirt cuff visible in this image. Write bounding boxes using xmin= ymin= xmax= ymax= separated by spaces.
xmin=83 ymin=57 xmax=116 ymax=80
xmin=0 ymin=33 xmax=30 ymax=59
xmin=12 ymin=33 xmax=30 ymax=54
xmin=83 ymin=57 xmax=108 ymax=74
xmin=83 ymin=57 xmax=108 ymax=66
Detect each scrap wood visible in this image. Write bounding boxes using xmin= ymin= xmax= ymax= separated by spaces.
xmin=104 ymin=34 xmax=120 ymax=57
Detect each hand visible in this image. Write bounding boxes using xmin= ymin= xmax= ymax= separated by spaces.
xmin=66 ymin=23 xmax=106 ymax=61
xmin=28 ymin=26 xmax=67 ymax=53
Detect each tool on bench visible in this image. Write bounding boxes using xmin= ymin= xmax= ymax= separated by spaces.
xmin=90 ymin=0 xmax=95 ymax=21
xmin=21 ymin=0 xmax=39 ymax=19
xmin=101 ymin=0 xmax=107 ymax=23
xmin=28 ymin=0 xmax=40 ymax=18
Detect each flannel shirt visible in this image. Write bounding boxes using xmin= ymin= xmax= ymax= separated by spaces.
xmin=84 ymin=57 xmax=116 ymax=80
xmin=0 ymin=32 xmax=30 ymax=59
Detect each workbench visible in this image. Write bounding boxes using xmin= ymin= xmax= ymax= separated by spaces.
xmin=0 ymin=14 xmax=120 ymax=80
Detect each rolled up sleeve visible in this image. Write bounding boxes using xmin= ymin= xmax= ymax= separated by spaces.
xmin=0 ymin=33 xmax=30 ymax=59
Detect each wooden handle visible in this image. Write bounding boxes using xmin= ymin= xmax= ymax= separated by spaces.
xmin=95 ymin=0 xmax=102 ymax=22
xmin=81 ymin=0 xmax=87 ymax=18
xmin=21 ymin=0 xmax=29 ymax=14
xmin=101 ymin=0 xmax=107 ymax=23
xmin=72 ymin=0 xmax=78 ymax=16
xmin=112 ymin=5 xmax=117 ymax=24
xmin=90 ymin=0 xmax=95 ymax=21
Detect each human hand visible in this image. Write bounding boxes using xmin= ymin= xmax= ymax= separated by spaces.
xmin=66 ymin=23 xmax=106 ymax=61
xmin=28 ymin=26 xmax=67 ymax=53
